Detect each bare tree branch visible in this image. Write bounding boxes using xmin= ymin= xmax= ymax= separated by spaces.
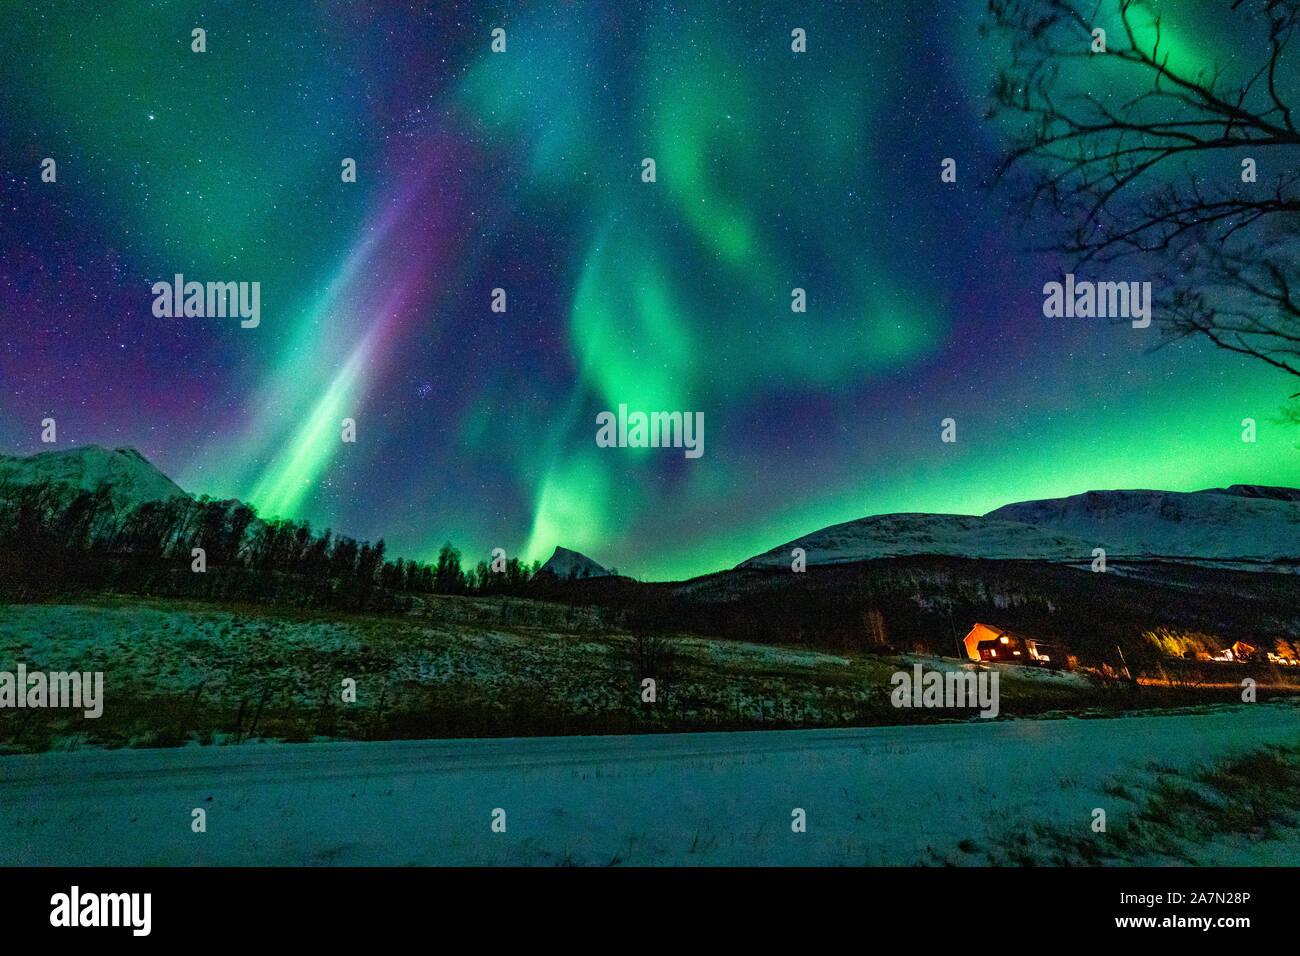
xmin=985 ymin=0 xmax=1300 ymax=407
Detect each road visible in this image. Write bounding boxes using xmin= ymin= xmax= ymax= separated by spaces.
xmin=3 ymin=702 xmax=1297 ymax=865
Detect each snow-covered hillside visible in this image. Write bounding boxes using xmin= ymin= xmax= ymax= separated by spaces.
xmin=740 ymin=486 xmax=1300 ymax=570
xmin=987 ymin=486 xmax=1300 ymax=563
xmin=738 ymin=512 xmax=1096 ymax=568
xmin=0 ymin=445 xmax=188 ymax=511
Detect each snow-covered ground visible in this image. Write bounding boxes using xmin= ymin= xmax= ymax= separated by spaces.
xmin=3 ymin=701 xmax=1296 ymax=865
xmin=0 ymin=600 xmax=1119 ymax=752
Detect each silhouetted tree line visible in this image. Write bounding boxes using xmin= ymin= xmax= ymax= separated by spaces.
xmin=8 ymin=480 xmax=1292 ymax=673
xmin=0 ymin=478 xmax=538 ymax=609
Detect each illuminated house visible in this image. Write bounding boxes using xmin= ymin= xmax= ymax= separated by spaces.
xmin=1228 ymin=640 xmax=1257 ymax=662
xmin=963 ymin=622 xmax=1051 ymax=664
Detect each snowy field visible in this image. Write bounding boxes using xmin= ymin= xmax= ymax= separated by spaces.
xmin=0 ymin=599 xmax=1107 ymax=751
xmin=3 ymin=701 xmax=1297 ymax=866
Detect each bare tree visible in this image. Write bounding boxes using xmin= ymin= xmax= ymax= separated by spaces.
xmin=985 ymin=0 xmax=1300 ymax=408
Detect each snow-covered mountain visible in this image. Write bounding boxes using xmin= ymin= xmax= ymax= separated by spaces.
xmin=739 ymin=485 xmax=1300 ymax=570
xmin=536 ymin=546 xmax=612 ymax=580
xmin=986 ymin=486 xmax=1300 ymax=563
xmin=738 ymin=513 xmax=1097 ymax=568
xmin=0 ymin=445 xmax=189 ymax=512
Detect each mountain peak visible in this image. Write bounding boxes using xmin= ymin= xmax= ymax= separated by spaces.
xmin=1215 ymin=484 xmax=1300 ymax=503
xmin=0 ymin=444 xmax=189 ymax=508
xmin=537 ymin=546 xmax=612 ymax=580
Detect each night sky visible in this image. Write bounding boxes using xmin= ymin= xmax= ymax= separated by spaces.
xmin=2 ymin=1 xmax=1295 ymax=580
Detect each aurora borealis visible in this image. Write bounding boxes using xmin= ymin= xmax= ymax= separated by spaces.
xmin=2 ymin=1 xmax=1296 ymax=581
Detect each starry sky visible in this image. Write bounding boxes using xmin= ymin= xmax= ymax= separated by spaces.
xmin=2 ymin=1 xmax=1296 ymax=581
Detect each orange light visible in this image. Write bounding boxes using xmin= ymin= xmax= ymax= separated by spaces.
xmin=1000 ymin=637 xmax=1009 ymax=644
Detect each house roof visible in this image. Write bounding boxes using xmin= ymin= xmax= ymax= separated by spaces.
xmin=963 ymin=622 xmax=1005 ymax=653
xmin=962 ymin=622 xmax=1051 ymax=657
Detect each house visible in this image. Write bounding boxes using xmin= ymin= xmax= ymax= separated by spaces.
xmin=962 ymin=622 xmax=1051 ymax=665
xmin=1227 ymin=640 xmax=1257 ymax=662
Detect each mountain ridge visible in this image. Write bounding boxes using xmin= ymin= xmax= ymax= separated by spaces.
xmin=3 ymin=446 xmax=1295 ymax=577
xmin=739 ymin=486 xmax=1300 ymax=571
xmin=0 ymin=444 xmax=189 ymax=512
